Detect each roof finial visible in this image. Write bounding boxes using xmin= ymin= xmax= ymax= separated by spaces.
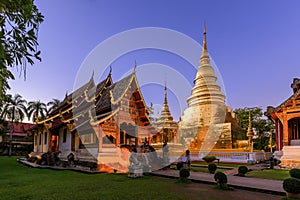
xmin=109 ymin=65 xmax=112 ymax=75
xmin=91 ymin=70 xmax=94 ymax=80
xmin=133 ymin=60 xmax=137 ymax=74
xmin=65 ymin=90 xmax=68 ymax=98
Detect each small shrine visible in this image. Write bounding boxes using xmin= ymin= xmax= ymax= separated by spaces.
xmin=153 ymin=82 xmax=178 ymax=144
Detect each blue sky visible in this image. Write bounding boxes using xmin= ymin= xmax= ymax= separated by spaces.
xmin=8 ymin=0 xmax=300 ymax=121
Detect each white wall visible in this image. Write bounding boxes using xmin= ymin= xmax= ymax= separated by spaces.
xmin=58 ymin=127 xmax=71 ymax=153
xmin=34 ymin=130 xmax=49 ymax=153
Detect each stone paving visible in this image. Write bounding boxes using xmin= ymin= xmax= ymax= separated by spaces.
xmin=151 ymin=165 xmax=285 ymax=196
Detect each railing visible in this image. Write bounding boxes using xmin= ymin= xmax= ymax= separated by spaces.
xmin=189 ymin=151 xmax=273 ymax=163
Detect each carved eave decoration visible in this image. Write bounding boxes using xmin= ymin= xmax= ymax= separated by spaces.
xmin=88 ymin=108 xmax=120 ymax=126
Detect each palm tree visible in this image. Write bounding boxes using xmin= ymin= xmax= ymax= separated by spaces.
xmin=1 ymin=94 xmax=27 ymax=156
xmin=47 ymin=98 xmax=61 ymax=114
xmin=27 ymin=100 xmax=47 ymax=122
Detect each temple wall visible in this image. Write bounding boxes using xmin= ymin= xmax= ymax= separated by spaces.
xmin=58 ymin=127 xmax=71 ymax=153
xmin=34 ymin=129 xmax=49 ymax=153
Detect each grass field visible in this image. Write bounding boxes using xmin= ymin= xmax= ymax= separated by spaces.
xmin=246 ymin=169 xmax=290 ymax=180
xmin=0 ymin=157 xmax=195 ymax=200
xmin=0 ymin=157 xmax=285 ymax=200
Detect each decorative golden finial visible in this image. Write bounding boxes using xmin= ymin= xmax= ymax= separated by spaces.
xmin=200 ymin=21 xmax=210 ymax=65
xmin=34 ymin=112 xmax=39 ymax=123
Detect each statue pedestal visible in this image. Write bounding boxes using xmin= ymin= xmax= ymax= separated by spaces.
xmin=128 ymin=167 xmax=143 ymax=178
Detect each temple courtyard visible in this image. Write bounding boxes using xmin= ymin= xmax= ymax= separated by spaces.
xmin=0 ymin=157 xmax=286 ymax=200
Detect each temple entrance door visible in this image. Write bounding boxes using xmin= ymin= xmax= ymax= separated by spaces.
xmin=51 ymin=135 xmax=59 ymax=152
xmin=289 ymin=118 xmax=300 ymax=145
xmin=71 ymin=132 xmax=76 ymax=151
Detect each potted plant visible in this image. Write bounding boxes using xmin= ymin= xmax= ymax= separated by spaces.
xmin=179 ymin=168 xmax=190 ymax=180
xmin=283 ymin=178 xmax=300 ymax=199
xmin=214 ymin=172 xmax=228 ymax=189
xmin=237 ymin=165 xmax=248 ymax=176
xmin=208 ymin=163 xmax=217 ymax=174
xmin=202 ymin=155 xmax=217 ymax=164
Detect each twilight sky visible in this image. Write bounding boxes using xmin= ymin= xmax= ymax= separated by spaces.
xmin=8 ymin=0 xmax=300 ymax=121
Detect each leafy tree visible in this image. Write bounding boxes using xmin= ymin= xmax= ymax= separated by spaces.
xmin=47 ymin=98 xmax=61 ymax=114
xmin=27 ymin=100 xmax=47 ymax=122
xmin=1 ymin=93 xmax=27 ymax=156
xmin=1 ymin=94 xmax=27 ymax=123
xmin=0 ymin=0 xmax=44 ymax=100
xmin=234 ymin=107 xmax=275 ymax=150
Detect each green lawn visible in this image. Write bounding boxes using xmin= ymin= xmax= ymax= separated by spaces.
xmin=0 ymin=157 xmax=196 ymax=200
xmin=0 ymin=157 xmax=287 ymax=200
xmin=246 ymin=169 xmax=290 ymax=180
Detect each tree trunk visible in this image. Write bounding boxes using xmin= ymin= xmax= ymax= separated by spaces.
xmin=9 ymin=124 xmax=13 ymax=157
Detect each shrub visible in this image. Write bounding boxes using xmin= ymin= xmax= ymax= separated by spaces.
xmin=238 ymin=166 xmax=248 ymax=175
xmin=179 ymin=168 xmax=190 ymax=178
xmin=214 ymin=172 xmax=227 ymax=184
xmin=208 ymin=163 xmax=217 ymax=174
xmin=202 ymin=156 xmax=217 ymax=163
xmin=283 ymin=178 xmax=300 ymax=194
xmin=290 ymin=168 xmax=300 ymax=179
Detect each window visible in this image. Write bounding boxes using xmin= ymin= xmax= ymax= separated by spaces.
xmin=79 ymin=132 xmax=98 ymax=148
xmin=44 ymin=132 xmax=47 ymax=144
xmin=63 ymin=129 xmax=67 ymax=143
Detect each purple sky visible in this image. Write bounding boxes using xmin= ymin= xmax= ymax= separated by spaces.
xmin=8 ymin=0 xmax=300 ymax=121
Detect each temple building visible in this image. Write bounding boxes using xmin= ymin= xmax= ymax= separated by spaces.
xmin=178 ymin=23 xmax=234 ymax=151
xmin=31 ymin=68 xmax=156 ymax=171
xmin=266 ymin=78 xmax=300 ymax=168
xmin=152 ymin=83 xmax=178 ymax=144
xmin=0 ymin=122 xmax=35 ymax=155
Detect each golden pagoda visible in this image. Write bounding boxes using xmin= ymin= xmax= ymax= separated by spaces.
xmin=178 ymin=23 xmax=232 ymax=151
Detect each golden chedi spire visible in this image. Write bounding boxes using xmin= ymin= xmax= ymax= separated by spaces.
xmin=156 ymin=82 xmax=178 ymax=137
xmin=200 ymin=21 xmax=209 ymax=65
xmin=157 ymin=81 xmax=174 ymax=123
xmin=186 ymin=22 xmax=225 ymax=107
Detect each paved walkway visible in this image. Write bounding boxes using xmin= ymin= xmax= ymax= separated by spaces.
xmin=151 ymin=168 xmax=285 ymax=196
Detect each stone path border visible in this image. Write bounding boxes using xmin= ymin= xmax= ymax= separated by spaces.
xmin=151 ymin=169 xmax=285 ymax=196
